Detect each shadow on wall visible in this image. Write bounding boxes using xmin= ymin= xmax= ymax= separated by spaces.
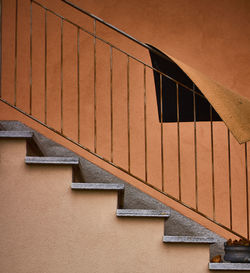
xmin=147 ymin=44 xmax=222 ymax=123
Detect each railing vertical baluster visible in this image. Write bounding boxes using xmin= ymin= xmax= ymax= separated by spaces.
xmin=14 ymin=0 xmax=18 ymax=106
xmin=127 ymin=56 xmax=130 ymax=172
xmin=160 ymin=74 xmax=164 ymax=191
xmin=60 ymin=18 xmax=63 ymax=134
xmin=29 ymin=0 xmax=32 ymax=114
xmin=177 ymin=83 xmax=181 ymax=201
xmin=77 ymin=27 xmax=80 ymax=143
xmin=228 ymin=129 xmax=232 ymax=230
xmin=245 ymin=143 xmax=249 ymax=239
xmin=193 ymin=84 xmax=198 ymax=210
xmin=144 ymin=65 xmax=147 ymax=183
xmin=0 ymin=0 xmax=2 ymax=98
xmin=110 ymin=46 xmax=113 ymax=162
xmin=44 ymin=9 xmax=47 ymax=124
xmin=93 ymin=19 xmax=97 ymax=153
xmin=210 ymin=105 xmax=215 ymax=220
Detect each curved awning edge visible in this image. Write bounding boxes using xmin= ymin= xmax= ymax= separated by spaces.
xmin=170 ymin=56 xmax=250 ymax=144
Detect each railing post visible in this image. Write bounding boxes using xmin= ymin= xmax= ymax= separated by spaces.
xmin=127 ymin=55 xmax=130 ymax=172
xmin=228 ymin=129 xmax=233 ymax=230
xmin=44 ymin=8 xmax=47 ymax=124
xmin=77 ymin=27 xmax=80 ymax=143
xmin=210 ymin=105 xmax=215 ymax=220
xmin=144 ymin=65 xmax=147 ymax=183
xmin=160 ymin=74 xmax=164 ymax=191
xmin=0 ymin=0 xmax=2 ymax=98
xmin=245 ymin=143 xmax=249 ymax=239
xmin=193 ymin=84 xmax=198 ymax=210
xmin=93 ymin=19 xmax=97 ymax=153
xmin=29 ymin=0 xmax=32 ymax=115
xmin=14 ymin=0 xmax=18 ymax=106
xmin=176 ymin=83 xmax=181 ymax=201
xmin=110 ymin=46 xmax=113 ymax=162
xmin=60 ymin=18 xmax=64 ymax=134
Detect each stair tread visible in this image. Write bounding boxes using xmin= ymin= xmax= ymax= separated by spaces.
xmin=209 ymin=262 xmax=250 ymax=271
xmin=163 ymin=235 xmax=216 ymax=244
xmin=25 ymin=156 xmax=79 ymax=165
xmin=0 ymin=131 xmax=33 ymax=138
xmin=71 ymin=183 xmax=124 ymax=190
xmin=117 ymin=209 xmax=170 ymax=218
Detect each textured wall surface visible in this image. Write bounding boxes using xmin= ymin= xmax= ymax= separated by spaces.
xmin=0 ymin=138 xmax=214 ymax=273
xmin=71 ymin=0 xmax=250 ymax=100
xmin=1 ymin=0 xmax=249 ymax=240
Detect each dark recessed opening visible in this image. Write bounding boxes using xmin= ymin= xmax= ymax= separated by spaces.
xmin=147 ymin=44 xmax=222 ymax=123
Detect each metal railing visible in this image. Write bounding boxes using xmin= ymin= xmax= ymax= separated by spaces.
xmin=0 ymin=0 xmax=249 ymax=240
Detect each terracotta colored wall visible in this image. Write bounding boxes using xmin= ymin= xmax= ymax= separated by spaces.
xmin=71 ymin=0 xmax=250 ymax=101
xmin=0 ymin=0 xmax=249 ymax=240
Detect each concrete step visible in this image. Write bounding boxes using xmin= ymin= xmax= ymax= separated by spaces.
xmin=117 ymin=209 xmax=170 ymax=218
xmin=71 ymin=183 xmax=125 ymax=209
xmin=0 ymin=130 xmax=45 ymax=156
xmin=0 ymin=131 xmax=33 ymax=138
xmin=209 ymin=263 xmax=250 ymax=271
xmin=163 ymin=235 xmax=216 ymax=244
xmin=71 ymin=183 xmax=124 ymax=191
xmin=25 ymin=156 xmax=79 ymax=165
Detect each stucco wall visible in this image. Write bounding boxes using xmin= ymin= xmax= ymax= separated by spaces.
xmin=0 ymin=138 xmax=214 ymax=273
xmin=1 ymin=0 xmax=249 ymax=240
xmin=71 ymin=0 xmax=250 ymax=100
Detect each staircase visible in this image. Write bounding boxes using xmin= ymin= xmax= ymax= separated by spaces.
xmin=1 ymin=0 xmax=250 ymax=242
xmin=0 ymin=121 xmax=249 ymax=272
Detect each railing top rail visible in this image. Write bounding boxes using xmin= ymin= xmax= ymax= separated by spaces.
xmin=61 ymin=0 xmax=174 ymax=64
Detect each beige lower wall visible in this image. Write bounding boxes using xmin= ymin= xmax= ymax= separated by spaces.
xmin=0 ymin=138 xmax=215 ymax=273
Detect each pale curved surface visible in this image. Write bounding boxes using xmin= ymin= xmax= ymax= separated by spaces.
xmin=170 ymin=55 xmax=250 ymax=144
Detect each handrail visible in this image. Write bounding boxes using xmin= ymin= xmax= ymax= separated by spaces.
xmin=61 ymin=0 xmax=174 ymax=65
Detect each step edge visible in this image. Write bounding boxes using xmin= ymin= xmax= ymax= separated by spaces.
xmin=25 ymin=156 xmax=79 ymax=165
xmin=71 ymin=183 xmax=125 ymax=191
xmin=209 ymin=262 xmax=250 ymax=271
xmin=117 ymin=209 xmax=170 ymax=218
xmin=163 ymin=235 xmax=216 ymax=244
xmin=0 ymin=131 xmax=33 ymax=138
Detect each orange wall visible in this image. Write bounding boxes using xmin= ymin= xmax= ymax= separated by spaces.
xmin=1 ymin=0 xmax=249 ymax=240
xmin=71 ymin=0 xmax=250 ymax=100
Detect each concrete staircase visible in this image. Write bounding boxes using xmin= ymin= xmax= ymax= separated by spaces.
xmin=0 ymin=121 xmax=249 ymax=272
